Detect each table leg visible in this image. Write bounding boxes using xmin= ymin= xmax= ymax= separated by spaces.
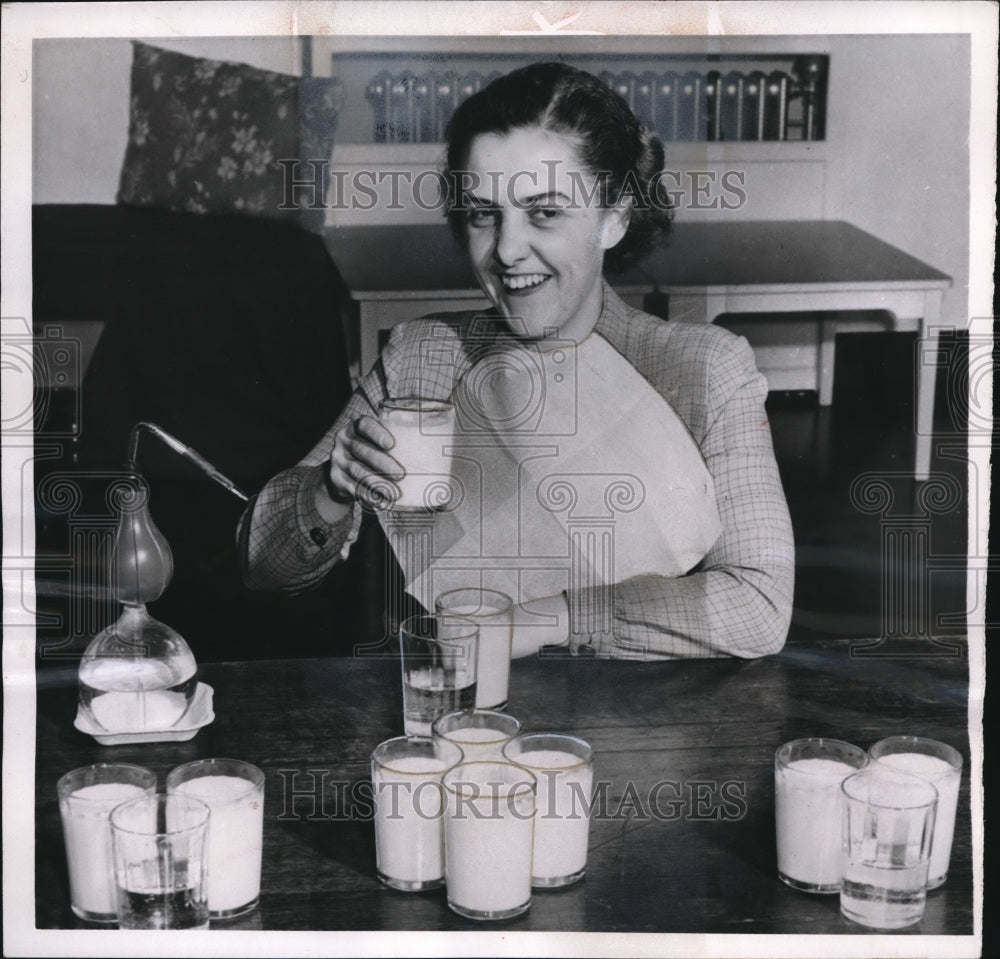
xmin=818 ymin=316 xmax=836 ymax=406
xmin=914 ymin=291 xmax=944 ymax=481
xmin=359 ymin=302 xmax=382 ymax=380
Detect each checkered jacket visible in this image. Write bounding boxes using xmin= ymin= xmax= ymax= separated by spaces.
xmin=239 ymin=284 xmax=794 ymax=659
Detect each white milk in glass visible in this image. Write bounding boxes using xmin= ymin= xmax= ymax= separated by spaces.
xmin=444 ymin=766 xmax=536 ymax=919
xmin=172 ymin=774 xmax=263 ymax=914
xmin=381 ymin=401 xmax=454 ymax=510
xmin=62 ymin=782 xmax=149 ymax=917
xmin=445 ymin=606 xmax=511 ymax=708
xmin=775 ymin=757 xmax=856 ymax=889
xmin=373 ymin=755 xmax=450 ymax=888
xmin=874 ymin=751 xmax=959 ymax=885
xmin=440 ymin=725 xmax=511 ymax=760
xmin=520 ymin=749 xmax=593 ymax=884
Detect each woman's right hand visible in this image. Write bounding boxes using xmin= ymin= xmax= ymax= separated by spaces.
xmin=315 ymin=414 xmax=403 ymax=520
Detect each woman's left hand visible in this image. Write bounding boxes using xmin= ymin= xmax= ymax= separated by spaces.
xmin=511 ymin=594 xmax=570 ymax=658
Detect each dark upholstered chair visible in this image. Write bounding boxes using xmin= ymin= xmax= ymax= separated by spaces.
xmin=32 ymin=204 xmax=377 ymax=663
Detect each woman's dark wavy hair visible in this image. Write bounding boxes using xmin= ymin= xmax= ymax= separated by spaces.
xmin=443 ymin=62 xmax=673 ymax=273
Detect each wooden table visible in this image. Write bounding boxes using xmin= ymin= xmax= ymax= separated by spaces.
xmin=35 ymin=637 xmax=973 ymax=938
xmin=324 ymin=220 xmax=951 ymax=479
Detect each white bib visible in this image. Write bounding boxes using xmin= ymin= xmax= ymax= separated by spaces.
xmin=378 ymin=333 xmax=722 ymax=609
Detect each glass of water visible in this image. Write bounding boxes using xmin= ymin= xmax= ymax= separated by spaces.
xmin=399 ymin=613 xmax=478 ymax=736
xmin=109 ymin=793 xmax=211 ymax=930
xmin=840 ymin=766 xmax=938 ymax=930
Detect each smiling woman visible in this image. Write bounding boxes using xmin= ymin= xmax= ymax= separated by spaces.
xmin=457 ymin=126 xmax=628 ymax=345
xmin=442 ymin=61 xmax=675 ymax=273
xmin=239 ymin=62 xmax=795 ymax=662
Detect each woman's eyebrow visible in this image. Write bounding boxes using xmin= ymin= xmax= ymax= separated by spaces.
xmin=466 ymin=190 xmax=573 ymax=207
xmin=519 ymin=190 xmax=572 ymax=206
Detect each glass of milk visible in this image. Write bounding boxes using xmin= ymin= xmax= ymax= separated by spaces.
xmin=432 ymin=708 xmax=521 ymax=761
xmin=370 ymin=735 xmax=464 ymax=891
xmin=442 ymin=761 xmax=537 ymax=920
xmin=840 ymin=766 xmax=938 ymax=929
xmin=166 ymin=758 xmax=265 ymax=919
xmin=774 ymin=738 xmax=868 ymax=892
xmin=379 ymin=397 xmax=456 ymax=511
xmin=57 ymin=763 xmax=157 ymax=922
xmin=868 ymin=736 xmax=962 ymax=888
xmin=109 ymin=792 xmax=211 ymax=930
xmin=435 ymin=588 xmax=514 ymax=709
xmin=399 ymin=613 xmax=478 ymax=736
xmin=503 ymin=733 xmax=594 ymax=888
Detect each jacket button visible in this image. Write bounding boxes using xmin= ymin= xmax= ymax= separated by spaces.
xmin=309 ymin=527 xmax=328 ymax=547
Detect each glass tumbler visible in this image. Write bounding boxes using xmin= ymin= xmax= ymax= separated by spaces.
xmin=840 ymin=766 xmax=937 ymax=929
xmin=442 ymin=761 xmax=537 ymax=920
xmin=435 ymin=587 xmax=514 ymax=709
xmin=371 ymin=735 xmax=465 ymax=891
xmin=399 ymin=612 xmax=478 ymax=736
xmin=432 ymin=708 xmax=521 ymax=760
xmin=109 ymin=793 xmax=211 ymax=930
xmin=503 ymin=733 xmax=594 ymax=888
xmin=774 ymin=737 xmax=868 ymax=892
xmin=378 ymin=397 xmax=456 ymax=510
xmin=57 ymin=763 xmax=157 ymax=922
xmin=869 ymin=735 xmax=962 ymax=888
xmin=166 ymin=758 xmax=265 ymax=919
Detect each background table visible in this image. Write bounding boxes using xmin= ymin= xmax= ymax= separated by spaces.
xmin=324 ymin=220 xmax=951 ymax=479
xmin=640 ymin=220 xmax=951 ymax=481
xmin=35 ymin=636 xmax=972 ymax=935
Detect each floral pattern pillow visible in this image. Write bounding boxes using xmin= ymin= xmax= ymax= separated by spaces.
xmin=117 ymin=41 xmax=341 ymax=223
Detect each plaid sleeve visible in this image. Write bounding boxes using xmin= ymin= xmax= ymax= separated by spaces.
xmin=567 ymin=332 xmax=795 ymax=659
xmin=238 ymin=316 xmax=468 ymax=592
xmin=238 ymin=465 xmax=363 ymax=593
xmin=236 ymin=343 xmax=386 ymax=592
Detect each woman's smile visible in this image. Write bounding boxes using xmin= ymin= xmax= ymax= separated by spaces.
xmin=499 ymin=272 xmax=551 ymax=293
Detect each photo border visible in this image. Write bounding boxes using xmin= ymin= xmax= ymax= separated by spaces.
xmin=3 ymin=2 xmax=993 ymax=957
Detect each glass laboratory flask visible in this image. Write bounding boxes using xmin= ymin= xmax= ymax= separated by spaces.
xmin=78 ymin=474 xmax=198 ymax=733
